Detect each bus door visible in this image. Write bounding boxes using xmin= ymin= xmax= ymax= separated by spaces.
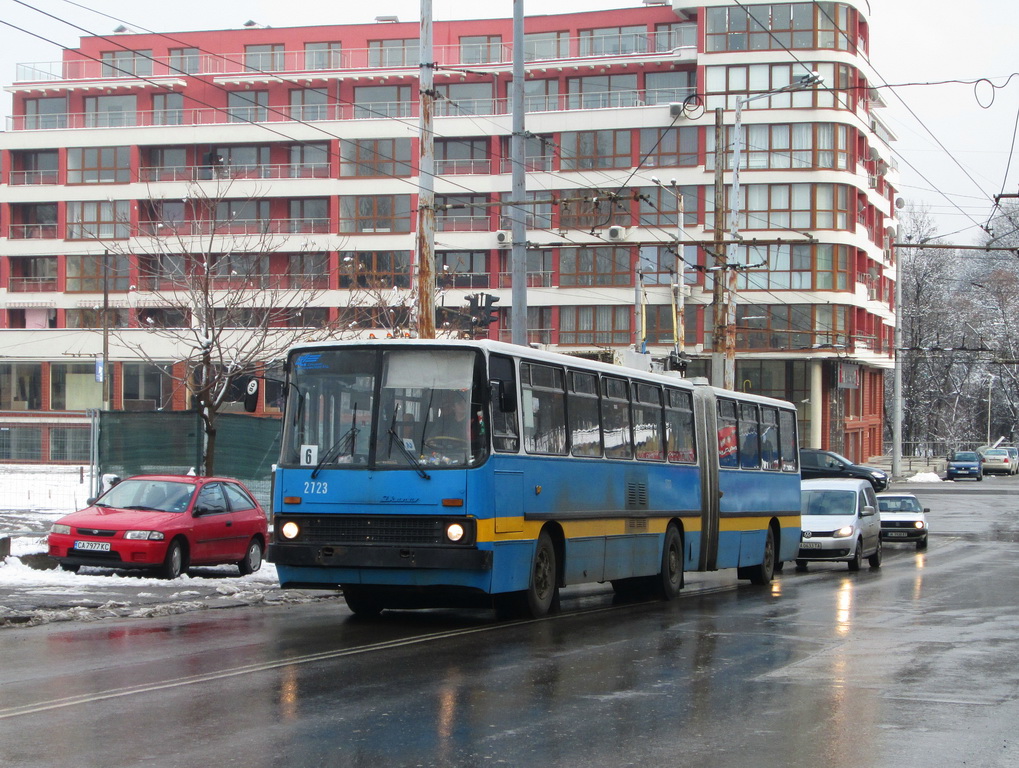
xmin=693 ymin=387 xmax=721 ymax=570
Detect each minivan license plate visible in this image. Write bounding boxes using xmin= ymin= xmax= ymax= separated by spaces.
xmin=799 ymin=541 xmax=822 ymax=549
xmin=74 ymin=540 xmax=110 ymax=552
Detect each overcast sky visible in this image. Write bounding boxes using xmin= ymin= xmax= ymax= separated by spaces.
xmin=2 ymin=0 xmax=1017 ymax=245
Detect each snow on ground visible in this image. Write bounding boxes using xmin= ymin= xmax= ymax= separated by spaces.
xmin=0 ymin=465 xmax=334 ymax=629
xmin=906 ymin=472 xmax=943 ymax=483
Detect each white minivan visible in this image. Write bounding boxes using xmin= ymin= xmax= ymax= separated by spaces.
xmin=798 ymin=478 xmax=882 ymax=571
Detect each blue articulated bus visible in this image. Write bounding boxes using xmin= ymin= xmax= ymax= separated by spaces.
xmin=267 ymin=339 xmax=801 ymax=618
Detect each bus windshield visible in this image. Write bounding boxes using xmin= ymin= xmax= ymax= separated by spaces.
xmin=281 ymin=346 xmax=486 ymax=470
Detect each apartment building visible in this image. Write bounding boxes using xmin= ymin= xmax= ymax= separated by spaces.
xmin=0 ymin=0 xmax=897 ymax=463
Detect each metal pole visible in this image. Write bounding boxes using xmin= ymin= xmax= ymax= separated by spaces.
xmin=891 ymin=248 xmax=903 ymax=478
xmin=415 ymin=0 xmax=436 ymax=339
xmin=674 ymin=190 xmax=685 ymax=363
xmin=509 ymin=0 xmax=528 ymax=346
xmin=711 ymin=108 xmax=726 ymax=388
xmin=987 ymin=376 xmax=993 ymax=445
xmin=723 ymin=96 xmax=745 ymax=391
xmin=102 ymin=248 xmax=110 ymax=409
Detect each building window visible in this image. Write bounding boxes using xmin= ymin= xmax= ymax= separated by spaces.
xmin=654 ymin=22 xmax=696 ymax=51
xmin=708 ymin=123 xmax=853 ymax=171
xmin=499 ymin=134 xmax=553 ymax=172
xmin=227 ymin=91 xmax=269 ymax=122
xmin=435 ymin=82 xmax=495 ymax=116
xmin=122 ymin=363 xmax=172 ymax=411
xmin=638 ymin=244 xmax=699 ymax=287
xmin=101 ymin=49 xmax=152 ymax=77
xmin=436 ymin=194 xmax=490 ymax=232
xmin=638 ymin=185 xmax=698 ymax=228
xmin=7 ymin=256 xmax=58 ymax=292
xmin=290 ymin=142 xmax=330 ymax=177
xmin=436 ymin=252 xmax=488 ymax=289
xmin=340 ymin=138 xmax=412 ymax=177
xmin=733 ymin=304 xmax=849 ymax=350
xmin=140 ymin=199 xmax=187 ymax=235
xmin=340 ymin=195 xmax=412 ymax=233
xmin=152 ymin=92 xmax=184 ymax=126
xmin=245 ymin=44 xmax=285 ymax=72
xmin=578 ymin=25 xmax=648 ymax=56
xmin=368 ymin=38 xmax=418 ymax=67
xmin=435 ymin=138 xmax=489 ymax=174
xmin=339 ymin=251 xmax=412 ymax=289
xmin=209 ymin=145 xmax=270 ymax=178
xmin=289 ymin=88 xmax=329 ymax=120
xmin=523 ymin=31 xmax=570 ymax=61
xmin=737 ymin=243 xmax=851 ymax=290
xmin=523 ymin=78 xmax=560 ymax=113
xmin=498 ymin=191 xmax=553 ymax=230
xmin=288 ymin=198 xmax=330 ymax=233
xmin=23 ymin=97 xmax=66 ymax=130
xmin=50 ymin=427 xmax=92 ymax=461
xmin=353 ymin=85 xmax=414 ymax=118
xmin=141 ymin=146 xmax=188 ymax=181
xmin=10 ymin=150 xmax=59 ymax=185
xmin=560 ymin=247 xmax=632 ymax=287
xmin=559 ymin=192 xmax=630 ymax=230
xmin=65 ymin=252 xmax=131 ymax=292
xmin=728 ymin=183 xmax=851 ymax=231
xmin=66 ymin=200 xmax=131 ymax=240
xmin=645 ymin=303 xmax=699 ymax=346
xmin=67 ymin=147 xmax=131 ymax=184
xmin=460 ymin=35 xmax=503 ymax=64
xmin=169 ymin=47 xmax=200 ymax=74
xmin=213 ymin=200 xmax=271 ymax=234
xmin=65 ymin=308 xmax=130 ymax=328
xmin=561 ymin=129 xmax=632 ymax=170
xmin=705 ymin=62 xmax=855 ymax=111
xmin=305 ymin=42 xmax=343 ymax=70
xmin=84 ymin=94 xmax=137 ymax=127
xmin=706 ymin=3 xmax=856 ymax=53
xmin=10 ymin=203 xmax=58 ymax=239
xmin=0 ymin=363 xmax=42 ymax=411
xmin=640 ymin=126 xmax=698 ymax=168
xmin=288 ymin=252 xmax=330 ymax=289
xmin=644 ymin=70 xmax=694 ymax=105
xmin=498 ymin=250 xmax=554 ymax=289
xmin=567 ymin=74 xmax=639 ymax=109
xmin=560 ymin=306 xmax=631 ymax=345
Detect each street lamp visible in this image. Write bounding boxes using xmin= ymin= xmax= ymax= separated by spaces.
xmin=721 ymin=71 xmax=823 ymax=390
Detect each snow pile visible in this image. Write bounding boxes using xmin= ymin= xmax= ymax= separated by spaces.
xmin=905 ymin=472 xmax=943 ymax=483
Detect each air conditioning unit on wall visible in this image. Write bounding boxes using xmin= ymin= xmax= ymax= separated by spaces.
xmin=495 ymin=230 xmax=512 ymax=247
xmin=607 ymin=225 xmax=629 ymax=241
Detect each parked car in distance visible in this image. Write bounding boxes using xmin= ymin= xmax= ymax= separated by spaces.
xmin=47 ymin=475 xmax=268 ymax=579
xmin=1003 ymin=446 xmax=1019 ymax=474
xmin=946 ymin=451 xmax=983 ymax=481
xmin=798 ymin=478 xmax=882 ymax=571
xmin=979 ymin=448 xmax=1013 ymax=476
xmin=877 ymin=492 xmax=929 ymax=550
xmin=799 ymin=448 xmax=889 ymax=491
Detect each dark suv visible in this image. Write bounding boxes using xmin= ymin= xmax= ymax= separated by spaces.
xmin=799 ymin=448 xmax=889 ymax=491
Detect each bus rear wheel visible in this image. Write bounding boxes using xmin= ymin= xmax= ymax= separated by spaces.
xmin=747 ymin=527 xmax=776 ymax=585
xmin=655 ymin=525 xmax=684 ymax=600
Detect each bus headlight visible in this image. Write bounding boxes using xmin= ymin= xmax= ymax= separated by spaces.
xmin=280 ymin=521 xmax=301 ymax=540
xmin=446 ymin=523 xmax=465 ymax=543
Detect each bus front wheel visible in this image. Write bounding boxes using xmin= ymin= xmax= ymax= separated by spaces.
xmin=523 ymin=531 xmax=559 ymax=618
xmin=656 ymin=525 xmax=684 ymax=600
xmin=342 ymin=586 xmax=384 ymax=618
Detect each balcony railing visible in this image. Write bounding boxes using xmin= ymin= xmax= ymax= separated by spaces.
xmin=9 ymin=170 xmax=59 ymax=185
xmin=497 ymin=271 xmax=554 ymax=289
xmin=435 ymin=158 xmax=492 ymax=175
xmin=13 ymin=30 xmax=695 ymax=83
xmin=8 ymin=87 xmax=693 ymax=131
xmin=9 ymin=224 xmax=59 ymax=239
xmin=138 ymin=219 xmax=333 ymax=237
xmin=138 ymin=162 xmax=331 ymax=182
xmin=8 ymin=276 xmax=58 ymax=292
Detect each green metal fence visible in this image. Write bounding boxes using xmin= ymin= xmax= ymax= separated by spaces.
xmin=97 ymin=412 xmax=280 ymax=510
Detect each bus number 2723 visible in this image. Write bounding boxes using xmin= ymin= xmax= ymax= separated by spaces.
xmin=304 ymin=481 xmax=328 ymax=495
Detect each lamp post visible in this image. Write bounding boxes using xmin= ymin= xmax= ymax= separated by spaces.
xmin=721 ymin=71 xmax=823 ymax=390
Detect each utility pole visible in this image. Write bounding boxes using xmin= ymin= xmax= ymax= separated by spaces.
xmin=710 ymin=108 xmax=726 ymax=388
xmin=891 ymin=245 xmax=903 ymax=478
xmin=509 ymin=0 xmax=527 ymax=346
xmin=415 ymin=0 xmax=436 ymax=338
xmin=101 ymin=248 xmax=110 ymax=410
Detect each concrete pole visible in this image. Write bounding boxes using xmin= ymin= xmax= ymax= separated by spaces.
xmin=415 ymin=0 xmax=436 ymax=339
xmin=710 ymin=108 xmax=726 ymax=388
xmin=509 ymin=0 xmax=528 ymax=345
xmin=891 ymin=250 xmax=903 ymax=477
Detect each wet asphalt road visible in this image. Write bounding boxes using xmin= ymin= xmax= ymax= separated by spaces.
xmin=1 ymin=480 xmax=1018 ymax=768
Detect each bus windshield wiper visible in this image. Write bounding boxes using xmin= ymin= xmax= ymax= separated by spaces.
xmin=311 ymin=401 xmax=359 ymax=478
xmin=387 ymin=404 xmax=430 ymax=480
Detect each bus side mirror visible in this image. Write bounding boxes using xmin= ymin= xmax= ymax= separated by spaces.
xmin=490 ymin=379 xmax=516 ymax=413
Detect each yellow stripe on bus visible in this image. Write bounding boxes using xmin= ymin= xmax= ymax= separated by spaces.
xmin=477 ymin=514 xmax=798 ymax=543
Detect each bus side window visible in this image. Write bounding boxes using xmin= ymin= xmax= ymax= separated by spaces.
xmin=568 ymin=370 xmax=602 ymax=457
xmin=760 ymin=406 xmax=781 ymax=470
xmin=665 ymin=388 xmax=696 ymax=463
xmin=602 ymin=376 xmax=632 ymax=460
xmin=521 ymin=363 xmax=567 ymax=455
xmin=779 ymin=409 xmax=799 ymax=471
xmin=634 ymin=383 xmax=664 ymax=461
xmin=490 ymin=354 xmax=519 ymax=453
xmin=717 ymin=399 xmax=739 ymax=468
xmin=739 ymin=403 xmax=760 ymax=470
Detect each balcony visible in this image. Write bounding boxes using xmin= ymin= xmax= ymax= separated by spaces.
xmin=138 ymin=219 xmax=333 ymax=237
xmin=9 ymin=224 xmax=59 ymax=239
xmin=9 ymin=170 xmax=59 ymax=185
xmin=138 ymin=162 xmax=331 ymax=182
xmin=8 ymin=276 xmax=58 ymax=292
xmin=13 ymin=30 xmax=695 ymax=83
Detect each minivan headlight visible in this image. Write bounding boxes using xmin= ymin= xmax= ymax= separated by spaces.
xmin=832 ymin=526 xmax=855 ymax=538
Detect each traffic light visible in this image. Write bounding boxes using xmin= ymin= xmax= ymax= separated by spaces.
xmin=479 ymin=293 xmax=500 ymax=326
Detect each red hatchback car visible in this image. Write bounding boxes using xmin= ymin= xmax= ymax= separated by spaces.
xmin=47 ymin=475 xmax=269 ymax=579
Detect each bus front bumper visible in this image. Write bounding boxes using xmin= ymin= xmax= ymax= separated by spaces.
xmin=268 ymin=542 xmax=493 ymax=571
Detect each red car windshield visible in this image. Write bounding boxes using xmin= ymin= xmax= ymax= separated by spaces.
xmin=96 ymin=479 xmax=196 ymax=513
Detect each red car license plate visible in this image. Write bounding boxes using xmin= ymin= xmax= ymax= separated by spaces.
xmin=74 ymin=540 xmax=111 ymax=552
